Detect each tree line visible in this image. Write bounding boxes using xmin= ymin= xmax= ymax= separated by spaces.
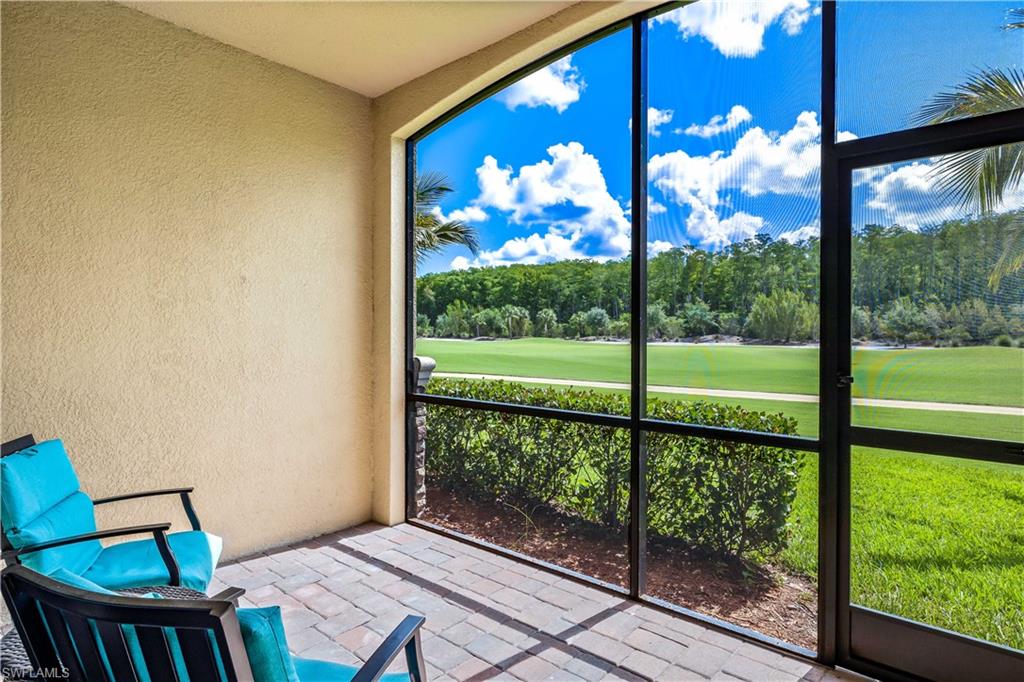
xmin=416 ymin=212 xmax=1024 ymax=345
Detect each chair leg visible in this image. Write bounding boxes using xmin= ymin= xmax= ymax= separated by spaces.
xmin=152 ymin=529 xmax=181 ymax=586
xmin=405 ymin=631 xmax=427 ymax=682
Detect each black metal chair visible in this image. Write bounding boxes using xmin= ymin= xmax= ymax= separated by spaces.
xmin=1 ymin=434 xmax=219 ymax=592
xmin=1 ymin=564 xmax=428 ymax=681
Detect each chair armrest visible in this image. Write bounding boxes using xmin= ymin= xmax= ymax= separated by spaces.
xmin=211 ymin=586 xmax=246 ymax=605
xmin=352 ymin=615 xmax=427 ymax=682
xmin=93 ymin=487 xmax=202 ymax=531
xmin=1 ymin=523 xmax=182 ymax=587
xmin=92 ymin=487 xmax=194 ymax=504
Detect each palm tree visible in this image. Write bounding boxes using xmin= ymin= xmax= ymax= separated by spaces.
xmin=916 ymin=9 xmax=1024 ymax=290
xmin=414 ymin=171 xmax=479 ymax=264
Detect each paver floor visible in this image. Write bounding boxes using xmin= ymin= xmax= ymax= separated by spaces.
xmin=212 ymin=523 xmax=865 ymax=682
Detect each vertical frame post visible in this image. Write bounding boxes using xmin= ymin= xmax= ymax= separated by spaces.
xmin=628 ymin=14 xmax=649 ymax=600
xmin=817 ymin=0 xmax=841 ymax=665
xmin=405 ymin=140 xmax=419 ymax=521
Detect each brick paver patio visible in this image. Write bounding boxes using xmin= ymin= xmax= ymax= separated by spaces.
xmin=210 ymin=523 xmax=862 ymax=682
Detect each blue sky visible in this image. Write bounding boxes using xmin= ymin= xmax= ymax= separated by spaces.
xmin=417 ymin=1 xmax=1023 ymax=275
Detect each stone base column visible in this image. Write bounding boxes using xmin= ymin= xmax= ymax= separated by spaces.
xmin=412 ymin=356 xmax=436 ymax=515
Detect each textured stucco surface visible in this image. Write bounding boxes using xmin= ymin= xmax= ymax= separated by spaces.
xmin=1 ymin=2 xmax=374 ymax=560
xmin=369 ymin=1 xmax=656 ymax=524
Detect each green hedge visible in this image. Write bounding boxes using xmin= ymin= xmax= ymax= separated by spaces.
xmin=424 ymin=378 xmax=802 ymax=560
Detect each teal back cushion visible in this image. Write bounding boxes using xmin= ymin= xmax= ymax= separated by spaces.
xmin=1 ymin=439 xmax=82 ymax=525
xmin=1 ymin=440 xmax=101 ymax=574
xmin=237 ymin=607 xmax=300 ymax=682
xmin=10 ymin=493 xmax=101 ymax=574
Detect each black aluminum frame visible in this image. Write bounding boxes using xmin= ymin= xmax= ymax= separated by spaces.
xmin=403 ymin=2 xmax=1024 ymax=678
xmin=824 ymin=5 xmax=1024 ymax=673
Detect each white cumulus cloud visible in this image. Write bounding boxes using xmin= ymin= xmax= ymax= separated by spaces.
xmin=649 ymin=110 xmax=827 ymax=248
xmin=779 ymin=222 xmax=820 ymax=243
xmin=649 ymin=108 xmax=675 ymax=137
xmin=859 ymin=160 xmax=1024 ymax=230
xmin=630 ymin=107 xmax=676 ymax=137
xmin=496 ymin=56 xmax=584 ymax=113
xmin=651 ymin=110 xmax=824 ymax=208
xmin=466 ymin=142 xmax=631 ymax=266
xmin=684 ymin=105 xmax=753 ymax=138
xmin=654 ymin=0 xmax=816 ymax=57
xmin=625 ymin=196 xmax=669 ymax=216
xmin=648 ymin=240 xmax=675 ymax=257
xmin=431 ymin=205 xmax=489 ymax=224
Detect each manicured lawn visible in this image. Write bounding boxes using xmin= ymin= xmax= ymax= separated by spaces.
xmin=416 ymin=338 xmax=1024 ymax=407
xmin=784 ymin=449 xmax=1024 ymax=651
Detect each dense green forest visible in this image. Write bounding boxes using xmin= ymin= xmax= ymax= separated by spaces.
xmin=416 ymin=213 xmax=1024 ymax=345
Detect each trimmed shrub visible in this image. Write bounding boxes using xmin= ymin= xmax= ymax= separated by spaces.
xmin=994 ymin=334 xmax=1013 ymax=347
xmin=423 ymin=378 xmax=802 ymax=560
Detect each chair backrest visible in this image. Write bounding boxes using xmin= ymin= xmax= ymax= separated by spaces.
xmin=0 ymin=437 xmax=102 ymax=575
xmin=1 ymin=564 xmax=254 ymax=681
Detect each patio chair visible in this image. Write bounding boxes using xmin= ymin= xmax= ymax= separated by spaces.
xmin=1 ymin=564 xmax=426 ymax=681
xmin=1 ymin=435 xmax=221 ymax=593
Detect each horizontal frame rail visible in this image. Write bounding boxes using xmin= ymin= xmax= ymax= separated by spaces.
xmin=640 ymin=418 xmax=819 ymax=452
xmin=410 ymin=393 xmax=821 ymax=452
xmin=848 ymin=606 xmax=1024 ymax=682
xmin=835 ymin=107 xmax=1024 ymax=169
xmin=851 ymin=427 xmax=1023 ymax=466
xmin=409 ymin=392 xmax=630 ymax=429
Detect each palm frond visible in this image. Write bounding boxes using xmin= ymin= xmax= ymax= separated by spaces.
xmin=427 ymin=220 xmax=479 ymax=253
xmin=917 ymin=68 xmax=1024 ymax=213
xmin=988 ymin=215 xmax=1024 ymax=290
xmin=415 ymin=171 xmax=455 ymax=211
xmin=929 ymin=142 xmax=1024 ymax=213
xmin=915 ymin=67 xmax=1024 ymax=125
xmin=1003 ymin=8 xmax=1024 ymax=30
xmin=412 ymin=170 xmax=481 ymax=263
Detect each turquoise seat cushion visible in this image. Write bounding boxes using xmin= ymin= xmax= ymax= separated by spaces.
xmin=236 ymin=606 xmax=299 ymax=682
xmin=1 ymin=439 xmax=81 ymax=528
xmin=293 ymin=657 xmax=409 ymax=682
xmin=83 ymin=530 xmax=222 ymax=592
xmin=9 ymin=492 xmax=102 ymax=575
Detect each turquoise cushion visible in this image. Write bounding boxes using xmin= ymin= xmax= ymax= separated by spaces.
xmin=11 ymin=492 xmax=102 ymax=575
xmin=293 ymin=656 xmax=409 ymax=682
xmin=237 ymin=606 xmax=299 ymax=682
xmin=49 ymin=569 xmax=192 ymax=682
xmin=50 ymin=567 xmax=118 ymax=595
xmin=1 ymin=439 xmax=81 ymax=528
xmin=83 ymin=530 xmax=222 ymax=592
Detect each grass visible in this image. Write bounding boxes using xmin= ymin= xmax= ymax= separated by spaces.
xmin=417 ymin=338 xmax=1024 ymax=407
xmin=785 ymin=450 xmax=1024 ymax=651
xmin=417 ymin=338 xmax=1024 ymax=650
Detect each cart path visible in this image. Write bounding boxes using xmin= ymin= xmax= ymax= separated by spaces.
xmin=434 ymin=372 xmax=1024 ymax=416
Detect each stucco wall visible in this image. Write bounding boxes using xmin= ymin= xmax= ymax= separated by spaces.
xmin=1 ymin=2 xmax=374 ymax=559
xmin=368 ymin=1 xmax=657 ymax=524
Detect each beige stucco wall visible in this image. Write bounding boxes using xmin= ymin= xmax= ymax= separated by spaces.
xmin=368 ymin=1 xmax=659 ymax=524
xmin=1 ymin=2 xmax=374 ymax=559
